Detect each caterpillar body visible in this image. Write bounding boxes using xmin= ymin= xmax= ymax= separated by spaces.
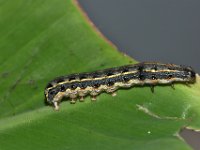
xmin=44 ymin=62 xmax=196 ymax=110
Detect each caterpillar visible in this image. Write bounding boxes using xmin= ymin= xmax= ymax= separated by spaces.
xmin=44 ymin=62 xmax=196 ymax=110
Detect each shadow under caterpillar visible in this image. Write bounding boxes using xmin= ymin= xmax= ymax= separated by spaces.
xmin=44 ymin=62 xmax=196 ymax=110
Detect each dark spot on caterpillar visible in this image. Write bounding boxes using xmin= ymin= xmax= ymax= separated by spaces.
xmin=138 ymin=65 xmax=144 ymax=72
xmin=92 ymin=81 xmax=100 ymax=88
xmin=47 ymin=88 xmax=59 ymax=103
xmin=122 ymin=68 xmax=129 ymax=73
xmin=91 ymin=72 xmax=101 ymax=78
xmin=107 ymin=79 xmax=115 ymax=86
xmin=68 ymin=76 xmax=76 ymax=81
xmin=70 ymin=84 xmax=77 ymax=90
xmin=80 ymin=83 xmax=87 ymax=89
xmin=106 ymin=72 xmax=114 ymax=76
xmin=167 ymin=64 xmax=173 ymax=70
xmin=122 ymin=75 xmax=130 ymax=82
xmin=49 ymin=89 xmax=57 ymax=95
xmin=93 ymin=84 xmax=100 ymax=88
xmin=60 ymin=84 xmax=66 ymax=92
xmin=152 ymin=65 xmax=157 ymax=71
xmin=167 ymin=73 xmax=173 ymax=79
xmin=46 ymin=83 xmax=53 ymax=88
xmin=139 ymin=72 xmax=145 ymax=80
xmin=167 ymin=67 xmax=172 ymax=70
xmin=191 ymin=70 xmax=196 ymax=78
xmin=184 ymin=67 xmax=196 ymax=79
xmin=151 ymin=74 xmax=156 ymax=80
xmin=55 ymin=78 xmax=65 ymax=83
xmin=79 ymin=74 xmax=87 ymax=80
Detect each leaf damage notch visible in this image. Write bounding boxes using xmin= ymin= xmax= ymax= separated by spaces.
xmin=136 ymin=104 xmax=184 ymax=120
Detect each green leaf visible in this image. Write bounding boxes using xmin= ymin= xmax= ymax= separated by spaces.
xmin=0 ymin=0 xmax=199 ymax=150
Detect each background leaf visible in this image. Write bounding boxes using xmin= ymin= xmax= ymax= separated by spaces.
xmin=0 ymin=0 xmax=200 ymax=150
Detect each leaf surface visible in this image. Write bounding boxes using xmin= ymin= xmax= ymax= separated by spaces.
xmin=0 ymin=0 xmax=200 ymax=150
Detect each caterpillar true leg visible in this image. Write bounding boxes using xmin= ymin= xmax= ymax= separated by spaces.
xmin=53 ymin=102 xmax=59 ymax=110
xmin=79 ymin=96 xmax=84 ymax=101
xmin=91 ymin=96 xmax=97 ymax=101
xmin=111 ymin=92 xmax=117 ymax=97
xmin=70 ymin=99 xmax=76 ymax=104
